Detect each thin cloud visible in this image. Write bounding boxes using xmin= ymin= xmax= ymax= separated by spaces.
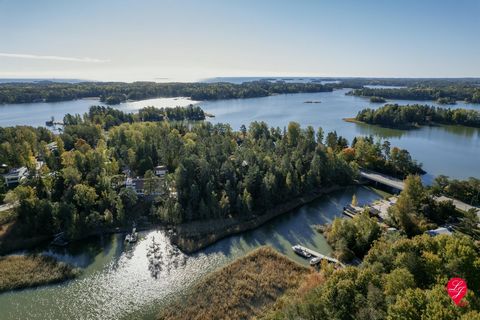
xmin=0 ymin=52 xmax=109 ymax=63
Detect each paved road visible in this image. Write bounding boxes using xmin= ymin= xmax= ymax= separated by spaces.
xmin=359 ymin=170 xmax=405 ymax=190
xmin=435 ymin=196 xmax=480 ymax=214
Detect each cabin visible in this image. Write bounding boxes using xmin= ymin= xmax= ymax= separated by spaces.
xmin=126 ymin=178 xmax=146 ymax=195
xmin=154 ymin=165 xmax=168 ymax=177
xmin=125 ymin=176 xmax=163 ymax=196
xmin=2 ymin=166 xmax=29 ymax=187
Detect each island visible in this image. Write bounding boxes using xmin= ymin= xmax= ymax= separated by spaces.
xmin=348 ymin=85 xmax=480 ymax=103
xmin=349 ymin=104 xmax=480 ymax=129
xmin=369 ymin=96 xmax=386 ymax=103
xmin=436 ymin=97 xmax=456 ymax=104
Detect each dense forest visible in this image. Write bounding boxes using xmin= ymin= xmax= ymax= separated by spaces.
xmin=324 ymin=175 xmax=471 ymax=262
xmin=3 ymin=79 xmax=480 ymax=106
xmin=331 ymin=77 xmax=480 ymax=89
xmin=346 ymin=136 xmax=423 ymax=178
xmin=63 ymin=105 xmax=206 ymax=129
xmin=0 ymin=81 xmax=332 ymax=104
xmin=263 ymin=175 xmax=480 ymax=320
xmin=263 ymin=234 xmax=480 ymax=320
xmin=369 ymin=96 xmax=386 ymax=103
xmin=355 ymin=104 xmax=480 ymax=128
xmin=0 ymin=106 xmax=422 ymax=244
xmin=349 ymin=86 xmax=480 ymax=103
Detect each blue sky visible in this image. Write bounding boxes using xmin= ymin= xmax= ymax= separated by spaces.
xmin=1 ymin=0 xmax=479 ymax=81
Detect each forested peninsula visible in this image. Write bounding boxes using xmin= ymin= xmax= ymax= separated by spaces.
xmin=0 ymin=81 xmax=332 ymax=105
xmin=352 ymin=104 xmax=480 ymax=129
xmin=348 ymin=86 xmax=480 ymax=103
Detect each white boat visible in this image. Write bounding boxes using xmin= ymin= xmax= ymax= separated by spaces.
xmin=310 ymin=256 xmax=322 ymax=265
xmin=292 ymin=245 xmax=312 ymax=258
xmin=125 ymin=228 xmax=138 ymax=243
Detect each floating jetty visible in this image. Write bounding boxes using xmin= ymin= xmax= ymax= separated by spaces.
xmin=292 ymin=245 xmax=344 ymax=267
xmin=343 ymin=204 xmax=362 ymax=218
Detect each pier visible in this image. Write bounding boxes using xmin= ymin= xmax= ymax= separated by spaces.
xmin=294 ymin=245 xmax=345 ymax=267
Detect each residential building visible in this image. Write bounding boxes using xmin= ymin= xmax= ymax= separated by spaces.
xmin=2 ymin=167 xmax=29 ymax=187
xmin=126 ymin=178 xmax=145 ymax=195
xmin=154 ymin=165 xmax=168 ymax=177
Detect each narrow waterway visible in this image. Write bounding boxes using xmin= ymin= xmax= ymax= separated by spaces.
xmin=0 ymin=186 xmax=382 ymax=320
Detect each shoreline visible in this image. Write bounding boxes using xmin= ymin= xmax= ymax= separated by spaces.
xmin=342 ymin=117 xmax=422 ymax=129
xmin=171 ymin=185 xmax=345 ymax=253
xmin=343 ymin=117 xmax=480 ymax=130
xmin=0 ymin=255 xmax=78 ymax=293
xmin=1 ymin=185 xmax=345 ymax=257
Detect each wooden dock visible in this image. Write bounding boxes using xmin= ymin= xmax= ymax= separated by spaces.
xmin=295 ymin=245 xmax=345 ymax=267
xmin=342 ymin=210 xmax=355 ymax=219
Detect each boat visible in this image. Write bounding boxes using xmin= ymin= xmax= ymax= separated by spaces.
xmin=310 ymin=256 xmax=322 ymax=265
xmin=125 ymin=227 xmax=138 ymax=243
xmin=51 ymin=232 xmax=69 ymax=246
xmin=292 ymin=245 xmax=312 ymax=258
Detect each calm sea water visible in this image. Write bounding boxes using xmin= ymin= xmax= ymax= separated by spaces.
xmin=0 ymin=97 xmax=196 ymax=128
xmin=1 ymin=88 xmax=478 ymax=179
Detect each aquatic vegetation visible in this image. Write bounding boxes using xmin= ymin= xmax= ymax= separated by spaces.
xmin=0 ymin=255 xmax=77 ymax=292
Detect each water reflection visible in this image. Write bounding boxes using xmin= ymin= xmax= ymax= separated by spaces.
xmin=0 ymin=186 xmax=382 ymax=320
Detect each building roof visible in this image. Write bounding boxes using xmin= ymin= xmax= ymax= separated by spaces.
xmin=426 ymin=227 xmax=452 ymax=236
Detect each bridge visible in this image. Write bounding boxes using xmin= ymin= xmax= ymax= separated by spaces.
xmin=359 ymin=170 xmax=479 ymax=215
xmin=359 ymin=170 xmax=405 ymax=190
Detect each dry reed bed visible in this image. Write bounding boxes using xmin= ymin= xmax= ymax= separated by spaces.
xmin=158 ymin=246 xmax=309 ymax=320
xmin=0 ymin=255 xmax=77 ymax=292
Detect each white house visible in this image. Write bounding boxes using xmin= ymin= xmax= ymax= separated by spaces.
xmin=2 ymin=167 xmax=29 ymax=187
xmin=154 ymin=165 xmax=168 ymax=177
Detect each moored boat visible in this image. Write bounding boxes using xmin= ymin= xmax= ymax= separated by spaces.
xmin=125 ymin=227 xmax=138 ymax=243
xmin=292 ymin=245 xmax=312 ymax=258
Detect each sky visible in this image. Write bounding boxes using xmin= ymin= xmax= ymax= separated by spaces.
xmin=0 ymin=0 xmax=479 ymax=82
